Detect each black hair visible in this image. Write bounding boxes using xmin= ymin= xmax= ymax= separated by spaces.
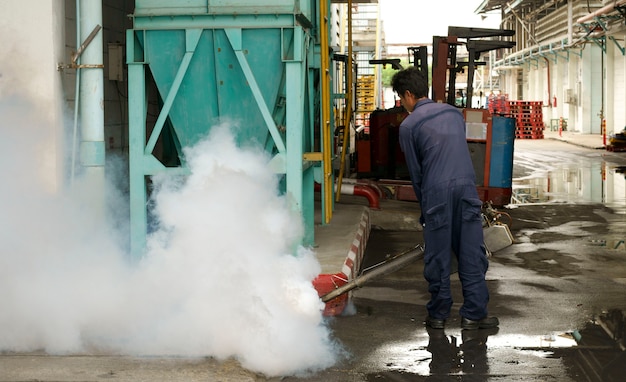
xmin=391 ymin=67 xmax=428 ymax=99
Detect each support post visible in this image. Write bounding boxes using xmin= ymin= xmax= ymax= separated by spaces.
xmin=127 ymin=30 xmax=149 ymax=259
xmin=78 ymin=0 xmax=106 ymax=218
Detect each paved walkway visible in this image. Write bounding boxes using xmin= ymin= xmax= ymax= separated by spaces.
xmin=543 ymin=129 xmax=610 ymax=150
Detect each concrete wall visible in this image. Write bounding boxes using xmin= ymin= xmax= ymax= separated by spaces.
xmin=578 ymin=45 xmax=604 ymax=134
xmin=0 ymin=0 xmax=133 ymax=191
xmin=0 ymin=0 xmax=67 ymax=192
xmin=608 ymin=35 xmax=626 ymax=134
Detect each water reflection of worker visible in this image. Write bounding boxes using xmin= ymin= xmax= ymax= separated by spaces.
xmin=426 ymin=327 xmax=498 ymax=378
xmin=391 ymin=67 xmax=498 ymax=331
xmin=426 ymin=327 xmax=455 ymax=375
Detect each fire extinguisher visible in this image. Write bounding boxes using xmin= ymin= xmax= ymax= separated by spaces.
xmin=552 ymin=96 xmax=557 ymax=107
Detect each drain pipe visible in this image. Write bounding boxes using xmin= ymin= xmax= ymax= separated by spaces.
xmin=78 ymin=0 xmax=106 ymax=216
xmin=315 ymin=182 xmax=380 ymax=209
xmin=343 ymin=183 xmax=380 ymax=209
xmin=341 ymin=178 xmax=385 ymax=199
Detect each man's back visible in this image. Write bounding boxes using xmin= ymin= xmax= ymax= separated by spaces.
xmin=399 ymin=99 xmax=477 ymax=199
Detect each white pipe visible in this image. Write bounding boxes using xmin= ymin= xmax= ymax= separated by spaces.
xmin=576 ymin=0 xmax=626 ymax=24
xmin=78 ymin=0 xmax=106 ymax=216
xmin=567 ymin=0 xmax=573 ymax=44
xmin=71 ymin=0 xmax=81 ymax=183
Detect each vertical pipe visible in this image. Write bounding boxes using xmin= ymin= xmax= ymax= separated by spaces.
xmin=286 ymin=29 xmax=306 ymax=240
xmin=567 ymin=0 xmax=573 ymax=45
xmin=600 ymin=40 xmax=605 ymax=136
xmin=467 ymin=47 xmax=475 ymax=108
xmin=335 ymin=0 xmax=352 ymax=202
xmin=127 ymin=30 xmax=149 ymax=260
xmin=320 ymin=0 xmax=333 ymax=223
xmin=71 ymin=0 xmax=81 ymax=183
xmin=544 ymin=57 xmax=551 ymax=108
xmin=605 ymin=31 xmax=614 ymax=142
xmin=78 ymin=0 xmax=106 ymax=217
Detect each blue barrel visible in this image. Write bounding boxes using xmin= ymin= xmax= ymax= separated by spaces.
xmin=488 ymin=116 xmax=515 ymax=188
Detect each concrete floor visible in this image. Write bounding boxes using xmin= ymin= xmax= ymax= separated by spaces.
xmin=334 ymin=202 xmax=626 ymax=381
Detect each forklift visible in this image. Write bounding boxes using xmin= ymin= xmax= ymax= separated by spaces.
xmin=354 ymin=26 xmax=516 ymax=207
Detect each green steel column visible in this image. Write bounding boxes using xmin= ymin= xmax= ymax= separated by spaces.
xmin=286 ymin=26 xmax=312 ymax=244
xmin=127 ymin=30 xmax=149 ymax=259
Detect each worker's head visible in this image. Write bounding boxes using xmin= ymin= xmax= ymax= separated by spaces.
xmin=391 ymin=67 xmax=428 ymax=112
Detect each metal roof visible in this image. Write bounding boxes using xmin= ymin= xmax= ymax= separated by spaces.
xmin=475 ymin=0 xmax=565 ymax=16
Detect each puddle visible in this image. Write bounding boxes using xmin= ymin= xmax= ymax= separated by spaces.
xmin=512 ymin=161 xmax=626 ymax=209
xmin=363 ymin=328 xmax=576 ymax=379
xmin=363 ymin=315 xmax=625 ymax=380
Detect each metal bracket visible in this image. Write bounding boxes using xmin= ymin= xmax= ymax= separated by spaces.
xmin=610 ymin=35 xmax=626 ymax=55
xmin=57 ymin=25 xmax=104 ymax=71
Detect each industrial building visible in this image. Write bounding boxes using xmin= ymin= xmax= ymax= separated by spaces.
xmin=1 ymin=1 xmax=626 ymax=380
xmin=477 ymin=0 xmax=626 ymax=136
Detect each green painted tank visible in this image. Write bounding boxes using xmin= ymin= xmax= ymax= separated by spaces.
xmin=127 ymin=0 xmax=320 ymax=258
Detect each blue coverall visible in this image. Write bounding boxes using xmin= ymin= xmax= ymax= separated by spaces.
xmin=399 ymin=99 xmax=490 ymax=321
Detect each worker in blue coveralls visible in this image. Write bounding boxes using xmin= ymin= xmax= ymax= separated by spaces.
xmin=391 ymin=67 xmax=498 ymax=330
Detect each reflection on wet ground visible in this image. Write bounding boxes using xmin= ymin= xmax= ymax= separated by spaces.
xmin=363 ymin=315 xmax=625 ymax=381
xmin=366 ymin=327 xmax=500 ymax=378
xmin=512 ymin=161 xmax=626 ymax=208
xmin=513 ymin=147 xmax=626 ymax=210
xmin=358 ymin=206 xmax=626 ymax=381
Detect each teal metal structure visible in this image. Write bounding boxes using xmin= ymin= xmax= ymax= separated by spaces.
xmin=127 ymin=0 xmax=320 ymax=258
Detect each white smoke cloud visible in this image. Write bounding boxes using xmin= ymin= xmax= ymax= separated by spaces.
xmin=0 ymin=94 xmax=342 ymax=377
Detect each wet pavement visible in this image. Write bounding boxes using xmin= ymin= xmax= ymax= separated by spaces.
xmin=318 ymin=201 xmax=626 ymax=382
xmin=2 ymin=137 xmax=626 ymax=381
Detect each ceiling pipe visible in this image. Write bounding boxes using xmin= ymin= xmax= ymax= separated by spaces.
xmin=576 ymin=0 xmax=626 ymax=24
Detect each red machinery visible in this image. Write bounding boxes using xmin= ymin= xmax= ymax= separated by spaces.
xmin=354 ymin=27 xmax=516 ymax=207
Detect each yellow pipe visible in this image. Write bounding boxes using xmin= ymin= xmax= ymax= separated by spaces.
xmin=320 ymin=0 xmax=333 ymax=223
xmin=335 ymin=0 xmax=352 ymax=202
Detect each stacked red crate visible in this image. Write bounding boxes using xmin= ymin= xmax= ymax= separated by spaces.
xmin=508 ymin=101 xmax=544 ymax=139
xmin=488 ymin=94 xmax=510 ymax=115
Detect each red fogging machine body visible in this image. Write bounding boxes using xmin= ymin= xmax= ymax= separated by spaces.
xmin=312 ymin=273 xmax=350 ymax=316
xmin=313 ymin=244 xmax=425 ymax=316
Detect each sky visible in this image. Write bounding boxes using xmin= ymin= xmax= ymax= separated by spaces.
xmin=379 ymin=0 xmax=502 ymax=45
